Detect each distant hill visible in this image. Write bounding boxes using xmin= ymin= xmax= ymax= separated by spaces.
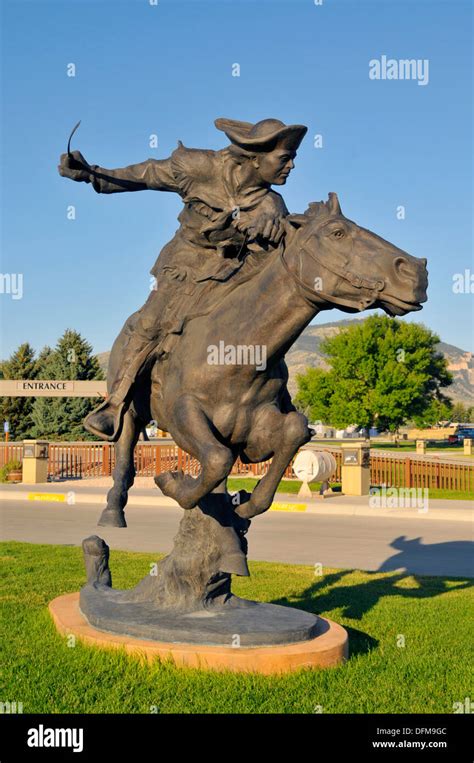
xmin=284 ymin=320 xmax=474 ymax=405
xmin=96 ymin=318 xmax=474 ymax=406
xmin=436 ymin=341 xmax=474 ymax=406
xmin=96 ymin=351 xmax=111 ymax=377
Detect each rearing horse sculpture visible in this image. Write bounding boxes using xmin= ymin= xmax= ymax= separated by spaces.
xmin=98 ymin=193 xmax=428 ymax=529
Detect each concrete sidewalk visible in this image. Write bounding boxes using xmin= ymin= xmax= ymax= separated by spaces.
xmin=1 ymin=478 xmax=472 ymax=523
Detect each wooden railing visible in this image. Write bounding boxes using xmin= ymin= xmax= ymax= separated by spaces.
xmin=371 ymin=453 xmax=474 ymax=492
xmin=1 ymin=442 xmax=472 ymax=493
xmin=0 ymin=444 xmax=24 ymax=468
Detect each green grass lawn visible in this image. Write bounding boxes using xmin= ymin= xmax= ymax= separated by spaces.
xmin=371 ymin=443 xmax=471 ymax=454
xmin=418 ymin=488 xmax=474 ymax=500
xmin=1 ymin=542 xmax=473 ymax=714
xmin=227 ymin=477 xmax=342 ymax=494
xmin=314 ymin=440 xmax=471 ymax=454
xmin=227 ymin=477 xmax=473 ymax=501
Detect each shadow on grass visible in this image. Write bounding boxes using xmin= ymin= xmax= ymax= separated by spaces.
xmin=341 ymin=625 xmax=378 ymax=658
xmin=268 ymin=564 xmax=473 ymax=658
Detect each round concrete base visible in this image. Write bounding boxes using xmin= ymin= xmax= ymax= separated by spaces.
xmin=49 ymin=592 xmax=348 ymax=674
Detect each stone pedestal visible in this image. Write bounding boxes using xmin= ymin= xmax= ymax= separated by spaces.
xmin=416 ymin=440 xmax=426 ymax=455
xmin=464 ymin=439 xmax=472 ymax=455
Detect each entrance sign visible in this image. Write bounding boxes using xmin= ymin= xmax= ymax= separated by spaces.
xmin=0 ymin=381 xmax=107 ymax=398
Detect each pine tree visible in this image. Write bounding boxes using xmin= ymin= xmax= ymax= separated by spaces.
xmin=0 ymin=343 xmax=37 ymax=440
xmin=31 ymin=330 xmax=104 ymax=440
xmin=34 ymin=345 xmax=54 ymax=377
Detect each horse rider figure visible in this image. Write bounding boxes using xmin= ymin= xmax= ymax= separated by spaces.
xmin=58 ymin=117 xmax=308 ymax=440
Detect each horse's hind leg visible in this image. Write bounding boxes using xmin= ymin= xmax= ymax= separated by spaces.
xmin=236 ymin=405 xmax=311 ymax=519
xmin=98 ymin=409 xmax=141 ymax=528
xmin=155 ymin=394 xmax=235 ymax=510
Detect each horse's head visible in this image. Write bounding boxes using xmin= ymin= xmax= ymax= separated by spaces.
xmin=285 ymin=193 xmax=428 ymax=316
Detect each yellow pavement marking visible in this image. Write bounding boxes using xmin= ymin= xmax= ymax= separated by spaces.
xmin=270 ymin=502 xmax=307 ymax=512
xmin=28 ymin=493 xmax=66 ymax=502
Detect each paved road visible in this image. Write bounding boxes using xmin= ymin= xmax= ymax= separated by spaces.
xmin=1 ymin=498 xmax=472 ymax=577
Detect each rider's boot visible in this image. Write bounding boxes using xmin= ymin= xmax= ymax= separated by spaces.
xmin=83 ymin=333 xmax=158 ymax=441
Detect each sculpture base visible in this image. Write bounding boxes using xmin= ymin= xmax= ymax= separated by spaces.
xmin=49 ymin=593 xmax=348 ymax=674
xmin=79 ymin=583 xmax=320 ymax=647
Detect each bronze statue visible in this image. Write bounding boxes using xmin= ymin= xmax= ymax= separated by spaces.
xmin=59 ymin=118 xmax=307 ymax=442
xmin=59 ymin=118 xmax=428 ymax=643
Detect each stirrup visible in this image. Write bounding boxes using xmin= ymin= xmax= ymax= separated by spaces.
xmin=83 ymin=400 xmax=127 ymax=442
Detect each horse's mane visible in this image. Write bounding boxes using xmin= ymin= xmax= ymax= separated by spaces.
xmin=303 ymin=200 xmax=337 ymax=222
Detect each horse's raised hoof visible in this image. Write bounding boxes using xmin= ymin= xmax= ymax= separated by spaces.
xmin=155 ymin=472 xmax=200 ymax=509
xmin=97 ymin=508 xmax=127 ymax=528
xmin=234 ymin=504 xmax=253 ymax=520
xmin=176 ymin=494 xmax=198 ymax=510
xmin=154 ymin=472 xmax=176 ymax=497
xmin=234 ymin=495 xmax=265 ymax=520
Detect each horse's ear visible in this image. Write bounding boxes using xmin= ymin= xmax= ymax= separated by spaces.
xmin=327 ymin=192 xmax=342 ymax=215
xmin=286 ymin=214 xmax=309 ymax=228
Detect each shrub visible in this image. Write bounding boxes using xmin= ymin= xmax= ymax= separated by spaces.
xmin=0 ymin=459 xmax=22 ymax=483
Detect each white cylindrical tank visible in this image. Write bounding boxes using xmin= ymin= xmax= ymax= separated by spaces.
xmin=293 ymin=449 xmax=337 ymax=483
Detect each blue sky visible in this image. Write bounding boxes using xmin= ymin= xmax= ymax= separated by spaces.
xmin=1 ymin=0 xmax=472 ymax=359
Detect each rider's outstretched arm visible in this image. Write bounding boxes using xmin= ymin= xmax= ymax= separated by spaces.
xmin=58 ymin=150 xmax=180 ymax=195
xmin=89 ymin=158 xmax=179 ymax=194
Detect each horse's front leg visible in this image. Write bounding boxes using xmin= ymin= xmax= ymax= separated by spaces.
xmin=235 ymin=405 xmax=312 ymax=519
xmin=98 ymin=408 xmax=141 ymax=528
xmin=155 ymin=394 xmax=235 ymax=509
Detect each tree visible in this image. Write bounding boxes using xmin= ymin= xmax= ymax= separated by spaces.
xmin=294 ymin=316 xmax=453 ymax=432
xmin=411 ymin=397 xmax=453 ymax=428
xmin=450 ymin=402 xmax=473 ymax=423
xmin=292 ymin=367 xmax=332 ymax=423
xmin=0 ymin=343 xmax=37 ymax=440
xmin=31 ymin=330 xmax=104 ymax=440
xmin=34 ymin=345 xmax=54 ymax=378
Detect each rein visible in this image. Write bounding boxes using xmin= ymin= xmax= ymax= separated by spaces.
xmin=279 ymin=245 xmax=327 ymax=307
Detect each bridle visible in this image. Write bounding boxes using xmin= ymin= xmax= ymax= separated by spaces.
xmin=279 ymin=229 xmax=386 ymax=311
